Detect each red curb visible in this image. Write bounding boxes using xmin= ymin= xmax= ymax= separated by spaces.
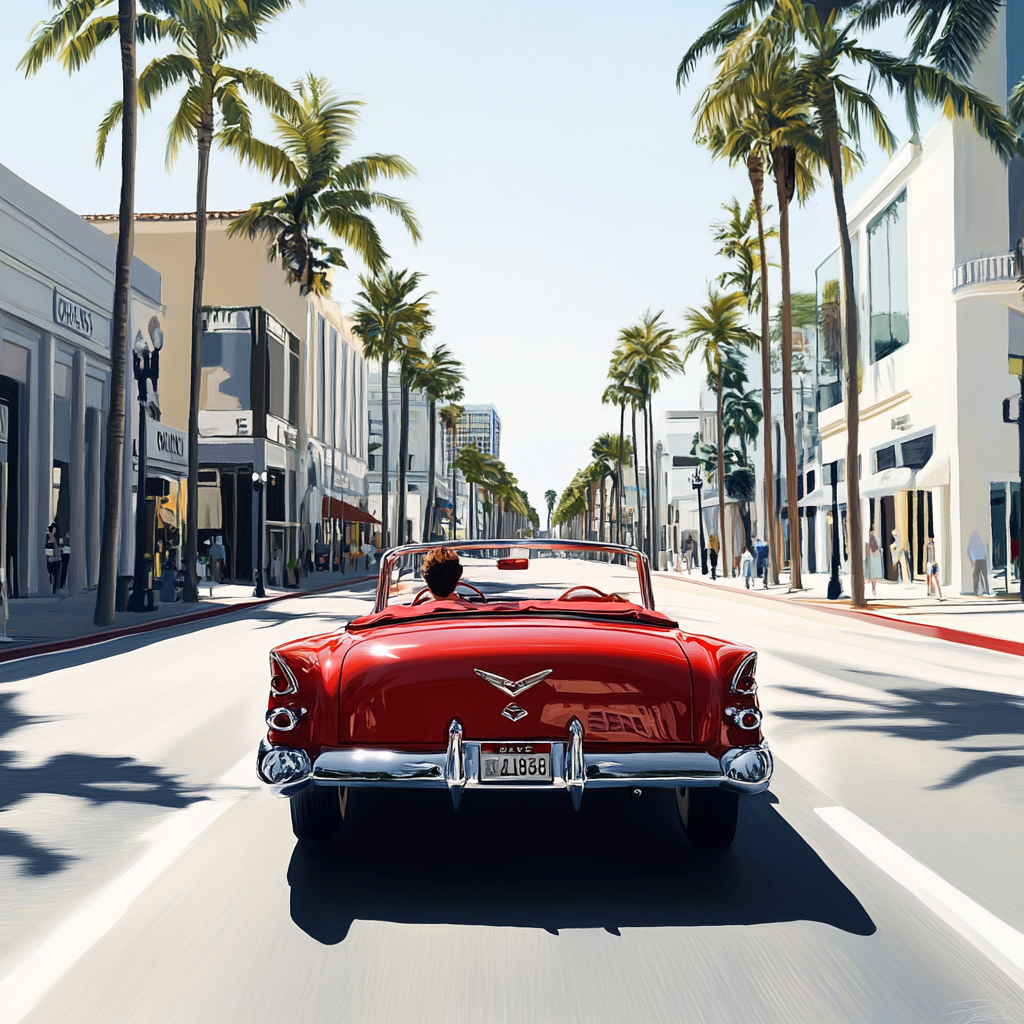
xmin=0 ymin=575 xmax=377 ymax=666
xmin=660 ymin=573 xmax=1024 ymax=659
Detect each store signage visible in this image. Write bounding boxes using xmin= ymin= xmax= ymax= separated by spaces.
xmin=53 ymin=290 xmax=94 ymax=339
xmin=147 ymin=421 xmax=187 ymax=469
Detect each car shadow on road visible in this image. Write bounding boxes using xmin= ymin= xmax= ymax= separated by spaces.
xmin=286 ymin=787 xmax=875 ymax=943
xmin=0 ymin=691 xmax=199 ymax=876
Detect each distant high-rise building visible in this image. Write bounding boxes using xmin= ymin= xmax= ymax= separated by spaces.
xmin=456 ymin=404 xmax=501 ymax=459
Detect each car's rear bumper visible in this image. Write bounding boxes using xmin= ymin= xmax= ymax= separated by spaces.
xmin=257 ymin=718 xmax=772 ymax=802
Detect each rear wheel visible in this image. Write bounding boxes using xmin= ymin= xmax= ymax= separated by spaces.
xmin=676 ymin=787 xmax=738 ymax=850
xmin=290 ymin=785 xmax=349 ymax=843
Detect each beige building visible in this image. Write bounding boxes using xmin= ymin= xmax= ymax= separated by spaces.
xmin=87 ymin=212 xmax=370 ymax=587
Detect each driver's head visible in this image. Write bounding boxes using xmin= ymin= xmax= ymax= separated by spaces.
xmin=421 ymin=547 xmax=463 ymax=598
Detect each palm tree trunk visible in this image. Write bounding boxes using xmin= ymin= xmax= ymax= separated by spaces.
xmin=94 ymin=0 xmax=136 ymax=627
xmin=631 ymin=405 xmax=643 ymax=553
xmin=183 ymin=106 xmax=214 ymax=603
xmin=645 ymin=399 xmax=656 ymax=567
xmin=451 ymin=432 xmax=457 ymax=539
xmin=397 ymin=377 xmax=409 ymax=545
xmin=826 ymin=121 xmax=865 ymax=606
xmin=749 ymin=150 xmax=778 ymax=585
xmin=774 ymin=146 xmax=802 ymax=590
xmin=618 ymin=403 xmax=626 ymax=544
xmin=424 ymin=397 xmax=436 ymax=541
xmin=716 ymin=371 xmax=727 ymax=577
xmin=380 ymin=351 xmax=390 ymax=549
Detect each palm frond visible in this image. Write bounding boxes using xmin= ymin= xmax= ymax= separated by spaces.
xmin=95 ymin=97 xmax=123 ymax=167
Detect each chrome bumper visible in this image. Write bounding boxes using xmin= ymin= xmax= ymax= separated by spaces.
xmin=258 ymin=719 xmax=772 ymax=803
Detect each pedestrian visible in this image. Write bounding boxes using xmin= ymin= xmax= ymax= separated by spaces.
xmin=708 ymin=533 xmax=719 ymax=581
xmin=754 ymin=536 xmax=769 ymax=588
xmin=890 ymin=529 xmax=912 ymax=584
xmin=865 ymin=530 xmax=883 ymax=597
xmin=58 ymin=533 xmax=71 ymax=599
xmin=967 ymin=529 xmax=990 ymax=596
xmin=684 ymin=535 xmax=695 ymax=575
xmin=740 ymin=545 xmax=755 ymax=589
xmin=44 ymin=522 xmax=60 ymax=595
xmin=925 ymin=537 xmax=944 ymax=600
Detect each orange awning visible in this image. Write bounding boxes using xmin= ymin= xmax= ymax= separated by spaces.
xmin=321 ymin=497 xmax=380 ymax=524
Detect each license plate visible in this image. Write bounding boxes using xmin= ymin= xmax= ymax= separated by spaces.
xmin=479 ymin=743 xmax=553 ymax=783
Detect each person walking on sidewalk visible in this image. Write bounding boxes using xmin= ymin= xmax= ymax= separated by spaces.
xmin=925 ymin=537 xmax=944 ymax=600
xmin=755 ymin=537 xmax=769 ymax=588
xmin=967 ymin=530 xmax=990 ymax=596
xmin=684 ymin=535 xmax=695 ymax=574
xmin=58 ymin=533 xmax=71 ymax=599
xmin=707 ymin=533 xmax=719 ymax=581
xmin=865 ymin=530 xmax=883 ymax=597
xmin=740 ymin=545 xmax=755 ymax=589
xmin=44 ymin=522 xmax=60 ymax=595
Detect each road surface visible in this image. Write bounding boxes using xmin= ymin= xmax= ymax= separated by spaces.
xmin=0 ymin=576 xmax=1022 ymax=1023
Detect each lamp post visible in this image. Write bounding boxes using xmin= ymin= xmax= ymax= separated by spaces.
xmin=691 ymin=468 xmax=708 ymax=576
xmin=252 ymin=470 xmax=267 ymax=598
xmin=827 ymin=460 xmax=842 ymax=600
xmin=128 ymin=326 xmax=162 ymax=612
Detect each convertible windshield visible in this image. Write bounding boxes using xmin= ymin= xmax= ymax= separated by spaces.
xmin=373 ymin=541 xmax=654 ymax=614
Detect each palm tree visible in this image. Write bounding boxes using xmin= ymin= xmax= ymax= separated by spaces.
xmin=351 ymin=268 xmax=431 ymax=548
xmin=407 ymin=344 xmax=465 ymax=541
xmin=21 ymin=0 xmax=147 ymax=624
xmin=226 ymin=74 xmax=420 ymax=294
xmin=544 ymin=489 xmax=557 ymax=535
xmin=592 ymin=433 xmax=631 ymax=546
xmin=683 ymin=288 xmax=758 ymax=579
xmin=439 ymin=402 xmax=463 ymax=538
xmin=395 ymin=306 xmax=434 ymax=546
xmin=453 ymin=445 xmax=490 ymax=540
xmin=601 ymin=377 xmax=640 ymax=545
xmin=614 ymin=312 xmax=684 ymax=568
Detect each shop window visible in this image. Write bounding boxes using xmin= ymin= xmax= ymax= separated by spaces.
xmin=267 ymin=469 xmax=286 ymax=522
xmin=868 ymin=189 xmax=909 ymax=363
xmin=289 ymin=337 xmax=300 ymax=427
xmin=201 ymin=331 xmax=251 ymax=410
xmin=816 ymin=250 xmax=842 ymax=412
xmin=875 ymin=446 xmax=896 ymax=472
xmin=806 ymin=469 xmax=815 ymax=494
xmin=268 ymin=333 xmax=286 ymax=420
xmin=901 ymin=433 xmax=933 ymax=470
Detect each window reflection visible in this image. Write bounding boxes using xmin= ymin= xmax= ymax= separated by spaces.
xmin=868 ymin=189 xmax=909 ymax=362
xmin=201 ymin=330 xmax=251 ymax=411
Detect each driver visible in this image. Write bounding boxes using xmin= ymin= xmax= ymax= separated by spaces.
xmin=420 ymin=547 xmax=469 ymax=601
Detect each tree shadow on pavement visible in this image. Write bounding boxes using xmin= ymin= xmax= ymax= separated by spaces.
xmin=0 ymin=691 xmax=199 ymax=876
xmin=287 ymin=788 xmax=875 ymax=943
xmin=773 ymin=681 xmax=1024 ymax=789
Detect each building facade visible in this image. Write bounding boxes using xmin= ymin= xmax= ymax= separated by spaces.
xmin=456 ymin=403 xmax=501 ymax=458
xmin=0 ymin=163 xmax=165 ymax=600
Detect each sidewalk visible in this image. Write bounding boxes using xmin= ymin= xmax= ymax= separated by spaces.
xmin=661 ymin=567 xmax=1023 ymax=652
xmin=0 ymin=567 xmax=379 ymax=662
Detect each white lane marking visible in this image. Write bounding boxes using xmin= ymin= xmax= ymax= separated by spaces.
xmin=816 ymin=806 xmax=1024 ymax=992
xmin=0 ymin=752 xmax=257 ymax=1024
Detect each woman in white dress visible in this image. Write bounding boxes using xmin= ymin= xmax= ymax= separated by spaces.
xmin=865 ymin=530 xmax=883 ymax=597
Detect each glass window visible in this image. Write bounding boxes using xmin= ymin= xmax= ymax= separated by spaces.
xmin=816 ymin=250 xmax=842 ymax=412
xmin=288 ymin=336 xmax=300 ymax=427
xmin=201 ymin=331 xmax=251 ymax=410
xmin=901 ymin=433 xmax=933 ymax=469
xmin=874 ymin=445 xmax=896 ymax=471
xmin=268 ymin=334 xmax=286 ymax=420
xmin=868 ymin=189 xmax=909 ymax=362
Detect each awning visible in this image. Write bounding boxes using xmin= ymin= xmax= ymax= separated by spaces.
xmin=860 ymin=466 xmax=914 ymax=499
xmin=321 ymin=496 xmax=380 ymax=524
xmin=914 ymin=455 xmax=949 ymax=488
xmin=799 ymin=482 xmax=846 ymax=508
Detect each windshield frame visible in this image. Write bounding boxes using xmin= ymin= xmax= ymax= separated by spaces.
xmin=373 ymin=539 xmax=655 ymax=614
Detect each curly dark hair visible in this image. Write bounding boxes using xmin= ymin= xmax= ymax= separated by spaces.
xmin=421 ymin=547 xmax=462 ymax=598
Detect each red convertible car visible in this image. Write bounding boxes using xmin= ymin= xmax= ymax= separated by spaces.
xmin=256 ymin=540 xmax=771 ymax=850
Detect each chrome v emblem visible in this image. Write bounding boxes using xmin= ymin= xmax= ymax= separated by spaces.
xmin=473 ymin=668 xmax=553 ymax=698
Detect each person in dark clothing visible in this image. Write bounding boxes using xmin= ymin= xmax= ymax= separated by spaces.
xmin=45 ymin=522 xmax=60 ymax=595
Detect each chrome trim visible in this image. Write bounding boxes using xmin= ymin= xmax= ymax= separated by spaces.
xmin=256 ymin=738 xmax=312 ymax=797
xmin=729 ymin=652 xmax=758 ymax=694
xmin=446 ymin=719 xmax=466 ymax=809
xmin=565 ymin=717 xmax=585 ymax=810
xmin=474 ymin=668 xmax=553 ymax=698
xmin=720 ymin=743 xmax=773 ymax=792
xmin=313 ymin=749 xmax=446 ymax=785
xmin=269 ymin=652 xmax=299 ymax=695
xmin=501 ymin=703 xmax=528 ymax=722
xmin=265 ymin=706 xmax=307 ymax=731
xmin=584 ymin=751 xmax=722 ymax=785
xmin=725 ymin=706 xmax=762 ymax=730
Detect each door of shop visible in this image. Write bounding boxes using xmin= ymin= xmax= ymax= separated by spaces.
xmin=0 ymin=378 xmax=19 ymax=597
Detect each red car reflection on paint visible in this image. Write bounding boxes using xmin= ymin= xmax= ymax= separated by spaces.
xmin=256 ymin=540 xmax=771 ymax=849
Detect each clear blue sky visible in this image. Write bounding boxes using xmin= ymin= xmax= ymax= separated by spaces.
xmin=0 ymin=0 xmax=928 ymax=509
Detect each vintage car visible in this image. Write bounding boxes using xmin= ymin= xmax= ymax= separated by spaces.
xmin=256 ymin=540 xmax=771 ymax=849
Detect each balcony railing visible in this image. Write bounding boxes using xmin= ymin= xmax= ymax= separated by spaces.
xmin=952 ymin=250 xmax=1020 ymax=290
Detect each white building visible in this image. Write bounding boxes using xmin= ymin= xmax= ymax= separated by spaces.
xmin=805 ymin=7 xmax=1024 ymax=594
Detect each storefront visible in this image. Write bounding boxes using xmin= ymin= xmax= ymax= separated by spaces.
xmin=319 ymin=496 xmax=379 ymax=572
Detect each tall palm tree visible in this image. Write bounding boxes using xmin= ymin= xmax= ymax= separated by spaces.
xmin=683 ymin=288 xmax=758 ymax=579
xmin=226 ymin=74 xmax=421 ymax=294
xmin=407 ymin=344 xmax=465 ymax=541
xmin=351 ymin=269 xmax=431 ymax=549
xmin=395 ymin=307 xmax=433 ymax=546
xmin=453 ymin=445 xmax=489 ymax=540
xmin=544 ymin=489 xmax=557 ymax=535
xmin=614 ymin=312 xmax=684 ymax=568
xmin=592 ymin=433 xmax=631 ymax=546
xmin=21 ymin=0 xmax=148 ymax=624
xmin=601 ymin=377 xmax=640 ymax=545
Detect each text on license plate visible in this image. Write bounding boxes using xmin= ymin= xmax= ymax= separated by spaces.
xmin=480 ymin=743 xmax=553 ymax=782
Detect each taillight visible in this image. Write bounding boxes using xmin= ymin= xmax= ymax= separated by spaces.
xmin=266 ymin=706 xmax=306 ymax=731
xmin=729 ymin=652 xmax=757 ymax=695
xmin=269 ymin=652 xmax=299 ymax=695
xmin=725 ymin=706 xmax=762 ymax=731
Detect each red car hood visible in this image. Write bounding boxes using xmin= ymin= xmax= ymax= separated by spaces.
xmin=338 ymin=618 xmax=693 ymax=750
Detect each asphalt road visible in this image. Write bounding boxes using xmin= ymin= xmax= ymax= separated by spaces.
xmin=0 ymin=575 xmax=1022 ymax=1023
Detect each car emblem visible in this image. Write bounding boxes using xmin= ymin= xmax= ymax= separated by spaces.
xmin=502 ymin=703 xmax=528 ymax=722
xmin=473 ymin=668 xmax=553 ymax=698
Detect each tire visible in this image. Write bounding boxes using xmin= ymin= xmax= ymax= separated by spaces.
xmin=676 ymin=787 xmax=738 ymax=850
xmin=290 ymin=785 xmax=349 ymax=843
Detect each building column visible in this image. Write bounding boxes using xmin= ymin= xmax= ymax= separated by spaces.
xmin=35 ymin=333 xmax=54 ymax=596
xmin=70 ymin=350 xmax=87 ymax=593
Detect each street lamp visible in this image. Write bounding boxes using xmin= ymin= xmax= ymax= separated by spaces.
xmin=128 ymin=324 xmax=162 ymax=612
xmin=691 ymin=468 xmax=708 ymax=576
xmin=252 ymin=470 xmax=268 ymax=598
xmin=827 ymin=460 xmax=842 ymax=600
